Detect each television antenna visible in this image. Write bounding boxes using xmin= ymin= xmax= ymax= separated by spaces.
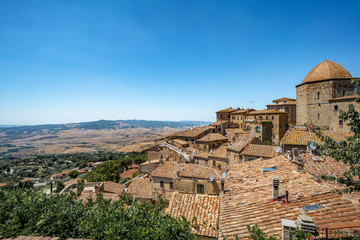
xmin=275 ymin=147 xmax=281 ymax=153
xmin=309 ymin=142 xmax=317 ymax=150
xmin=210 ymin=173 xmax=214 ymax=182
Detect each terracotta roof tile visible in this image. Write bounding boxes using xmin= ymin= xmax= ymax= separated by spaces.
xmin=247 ymin=109 xmax=287 ymax=115
xmin=166 ymin=192 xmax=219 ymax=238
xmin=101 ymin=181 xmax=125 ymax=194
xmin=272 ymin=97 xmax=296 ymax=102
xmin=171 ymin=126 xmax=215 ymax=138
xmin=328 ymin=95 xmax=359 ymax=101
xmin=78 ymin=192 xmax=120 ymax=203
xmin=210 ymin=144 xmax=228 ymax=159
xmin=151 ymin=162 xmax=221 ymax=180
xmin=281 ymin=129 xmax=352 ymax=146
xmin=120 ymin=168 xmax=138 ymax=178
xmin=125 ymin=178 xmax=153 ymax=199
xmin=196 ymin=133 xmax=227 ymax=142
xmin=241 ymin=144 xmax=278 ymax=158
xmin=0 ymin=183 xmax=7 ymax=187
xmin=227 ymin=134 xmax=253 ymax=152
xmin=300 ymin=153 xmax=349 ymax=178
xmin=216 ymin=108 xmax=236 ymax=113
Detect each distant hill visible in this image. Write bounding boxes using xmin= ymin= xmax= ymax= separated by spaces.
xmin=0 ymin=119 xmax=212 ymax=141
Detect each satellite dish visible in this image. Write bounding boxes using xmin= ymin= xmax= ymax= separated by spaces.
xmin=221 ymin=171 xmax=227 ymax=179
xmin=181 ymin=166 xmax=184 ymax=171
xmin=309 ymin=142 xmax=317 ymax=150
xmin=210 ymin=173 xmax=214 ymax=182
xmin=275 ymin=147 xmax=281 ymax=153
xmin=252 ymin=134 xmax=255 ymax=138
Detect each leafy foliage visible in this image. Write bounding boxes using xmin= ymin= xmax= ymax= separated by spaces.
xmin=0 ymin=189 xmax=195 ymax=240
xmin=246 ymin=224 xmax=277 ymax=240
xmin=315 ymin=78 xmax=360 ymax=193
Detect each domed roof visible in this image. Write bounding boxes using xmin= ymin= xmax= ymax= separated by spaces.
xmin=302 ymin=60 xmax=352 ymax=84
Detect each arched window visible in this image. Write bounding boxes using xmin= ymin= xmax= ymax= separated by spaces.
xmin=317 ymin=92 xmax=320 ymax=101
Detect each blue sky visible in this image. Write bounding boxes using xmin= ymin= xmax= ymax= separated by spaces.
xmin=1 ymin=0 xmax=360 ymax=125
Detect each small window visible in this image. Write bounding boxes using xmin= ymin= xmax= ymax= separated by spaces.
xmin=213 ymin=160 xmax=216 ymax=167
xmin=191 ymin=139 xmax=194 ymax=144
xmin=259 ymin=116 xmax=263 ymax=120
xmin=276 ymin=101 xmax=279 ymax=104
xmin=204 ymin=145 xmax=207 ymax=149
xmin=256 ymin=126 xmax=261 ymax=132
xmin=266 ymin=116 xmax=268 ymax=120
xmin=339 ymin=120 xmax=343 ymax=126
xmin=169 ymin=182 xmax=173 ymax=190
xmin=185 ymin=139 xmax=188 ymax=142
xmin=343 ymin=90 xmax=346 ymax=96
xmin=317 ymin=92 xmax=320 ymax=101
xmin=272 ymin=116 xmax=274 ymax=120
xmin=318 ymin=114 xmax=320 ymax=120
xmin=197 ymin=184 xmax=204 ymax=194
xmin=220 ymin=114 xmax=223 ymax=118
xmin=160 ymin=181 xmax=164 ymax=189
xmin=334 ymin=105 xmax=338 ymax=111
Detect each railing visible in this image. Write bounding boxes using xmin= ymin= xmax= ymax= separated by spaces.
xmin=158 ymin=142 xmax=191 ymax=162
xmin=316 ymin=227 xmax=360 ymax=240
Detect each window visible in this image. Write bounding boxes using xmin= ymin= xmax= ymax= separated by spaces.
xmin=334 ymin=105 xmax=338 ymax=111
xmin=220 ymin=114 xmax=223 ymax=118
xmin=191 ymin=139 xmax=194 ymax=144
xmin=160 ymin=181 xmax=164 ymax=189
xmin=317 ymin=92 xmax=320 ymax=101
xmin=169 ymin=182 xmax=173 ymax=190
xmin=276 ymin=101 xmax=279 ymax=104
xmin=318 ymin=114 xmax=320 ymax=120
xmin=197 ymin=184 xmax=204 ymax=194
xmin=259 ymin=116 xmax=263 ymax=120
xmin=343 ymin=90 xmax=346 ymax=96
xmin=213 ymin=160 xmax=216 ymax=167
xmin=204 ymin=145 xmax=207 ymax=149
xmin=272 ymin=116 xmax=274 ymax=120
xmin=266 ymin=116 xmax=268 ymax=120
xmin=256 ymin=126 xmax=261 ymax=132
xmin=185 ymin=139 xmax=188 ymax=142
xmin=339 ymin=120 xmax=343 ymax=126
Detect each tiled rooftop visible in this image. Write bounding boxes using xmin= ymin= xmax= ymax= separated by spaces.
xmin=125 ymin=178 xmax=154 ymax=199
xmin=216 ymin=108 xmax=236 ymax=113
xmin=300 ymin=153 xmax=350 ymax=178
xmin=196 ymin=133 xmax=228 ymax=142
xmin=219 ymin=155 xmax=359 ymax=239
xmin=120 ymin=168 xmax=138 ymax=178
xmin=210 ymin=144 xmax=228 ymax=159
xmin=227 ymin=134 xmax=253 ymax=152
xmin=78 ymin=192 xmax=120 ymax=203
xmin=328 ymin=95 xmax=359 ymax=101
xmin=281 ymin=129 xmax=352 ymax=146
xmin=272 ymin=97 xmax=296 ymax=102
xmin=220 ymin=192 xmax=360 ymax=239
xmin=166 ymin=192 xmax=219 ymax=238
xmin=171 ymin=126 xmax=215 ymax=138
xmin=151 ymin=162 xmax=221 ymax=180
xmin=101 ymin=181 xmax=125 ymax=194
xmin=247 ymin=109 xmax=287 ymax=115
xmin=241 ymin=144 xmax=278 ymax=158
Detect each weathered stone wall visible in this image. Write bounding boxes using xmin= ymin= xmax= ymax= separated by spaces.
xmin=296 ymin=79 xmax=357 ymax=129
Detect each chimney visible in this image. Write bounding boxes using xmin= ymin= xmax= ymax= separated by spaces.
xmin=297 ymin=215 xmax=317 ymax=236
xmin=297 ymin=159 xmax=305 ymax=173
xmin=292 ymin=148 xmax=299 ymax=162
xmin=285 ymin=189 xmax=289 ymax=203
xmin=272 ymin=177 xmax=280 ymax=200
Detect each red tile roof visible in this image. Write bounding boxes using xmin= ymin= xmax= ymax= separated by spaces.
xmin=328 ymin=95 xmax=359 ymax=101
xmin=0 ymin=183 xmax=7 ymax=188
xmin=166 ymin=192 xmax=219 ymax=238
xmin=101 ymin=181 xmax=125 ymax=194
xmin=216 ymin=108 xmax=236 ymax=113
xmin=272 ymin=97 xmax=296 ymax=102
xmin=120 ymin=168 xmax=138 ymax=178
xmin=151 ymin=162 xmax=221 ymax=180
xmin=125 ymin=178 xmax=153 ymax=199
xmin=281 ymin=129 xmax=352 ymax=146
xmin=241 ymin=144 xmax=278 ymax=158
xmin=171 ymin=126 xmax=215 ymax=138
xmin=247 ymin=109 xmax=287 ymax=115
xmin=196 ymin=133 xmax=228 ymax=142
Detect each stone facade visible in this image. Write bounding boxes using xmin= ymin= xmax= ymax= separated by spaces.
xmin=296 ymin=60 xmax=359 ymax=130
xmin=267 ymin=97 xmax=296 ymax=127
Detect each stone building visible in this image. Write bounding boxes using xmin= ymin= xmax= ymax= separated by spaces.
xmin=240 ymin=144 xmax=278 ymax=162
xmin=266 ymin=97 xmax=296 ymax=127
xmin=245 ymin=109 xmax=288 ymax=144
xmin=216 ymin=107 xmax=235 ymax=121
xmin=230 ymin=108 xmax=254 ymax=128
xmin=296 ymin=60 xmax=359 ymax=130
xmin=195 ymin=133 xmax=228 ymax=152
xmin=151 ymin=162 xmax=221 ymax=200
xmin=227 ymin=134 xmax=262 ymax=165
xmin=169 ymin=126 xmax=216 ymax=147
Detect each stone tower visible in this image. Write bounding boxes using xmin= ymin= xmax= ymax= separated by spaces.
xmin=296 ymin=60 xmax=358 ymax=130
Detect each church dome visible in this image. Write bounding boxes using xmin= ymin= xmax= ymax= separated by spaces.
xmin=302 ymin=60 xmax=352 ymax=84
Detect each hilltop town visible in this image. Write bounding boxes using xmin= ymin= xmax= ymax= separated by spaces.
xmin=1 ymin=60 xmax=360 ymax=239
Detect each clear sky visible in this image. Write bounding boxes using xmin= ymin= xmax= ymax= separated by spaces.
xmin=1 ymin=0 xmax=360 ymax=125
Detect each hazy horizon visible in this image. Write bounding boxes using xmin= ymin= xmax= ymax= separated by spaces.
xmin=1 ymin=0 xmax=360 ymax=125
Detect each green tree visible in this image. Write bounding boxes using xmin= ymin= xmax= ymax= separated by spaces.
xmin=54 ymin=181 xmax=65 ymax=193
xmin=76 ymin=179 xmax=84 ymax=197
xmin=69 ymin=170 xmax=79 ymax=178
xmin=315 ymin=78 xmax=360 ymax=193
